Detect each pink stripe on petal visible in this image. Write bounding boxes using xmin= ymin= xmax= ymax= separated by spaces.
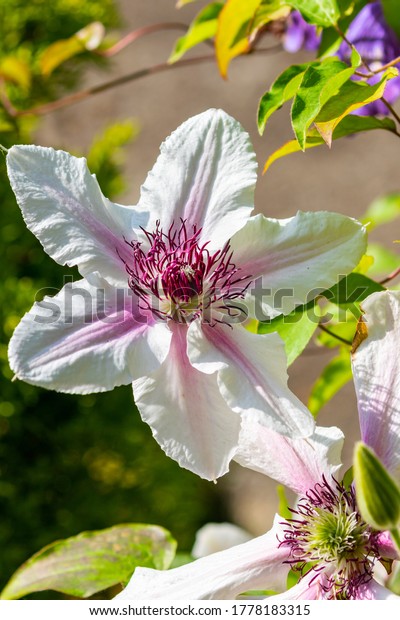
xmin=352 ymin=291 xmax=400 ymax=481
xmin=133 ymin=322 xmax=240 ymax=480
xmin=9 ymin=276 xmax=169 ymax=394
xmin=188 ymin=321 xmax=314 ymax=439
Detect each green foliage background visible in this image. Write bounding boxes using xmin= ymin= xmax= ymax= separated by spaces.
xmin=0 ymin=0 xmax=222 ymax=594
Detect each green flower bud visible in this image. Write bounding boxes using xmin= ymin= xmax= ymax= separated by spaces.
xmin=354 ymin=442 xmax=400 ymax=531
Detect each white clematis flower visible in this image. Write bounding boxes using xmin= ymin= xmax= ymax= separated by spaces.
xmin=115 ymin=291 xmax=400 ymax=600
xmin=7 ymin=109 xmax=367 ymax=480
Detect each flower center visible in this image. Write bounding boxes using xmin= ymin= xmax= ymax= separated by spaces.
xmin=280 ymin=476 xmax=381 ymax=599
xmin=121 ymin=220 xmax=250 ymax=324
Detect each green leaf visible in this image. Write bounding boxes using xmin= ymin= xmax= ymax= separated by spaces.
xmin=291 ymin=59 xmax=354 ymax=149
xmin=258 ymin=301 xmax=318 ymax=365
xmin=324 ymin=273 xmax=385 ymax=316
xmin=342 ymin=465 xmax=353 ymax=490
xmin=314 ymin=68 xmax=398 ymax=146
xmin=367 ymin=242 xmax=400 ymax=278
xmin=169 ymin=3 xmax=223 ymax=63
xmin=361 ymin=193 xmax=400 ymax=231
xmin=387 ymin=562 xmax=400 ymax=595
xmin=40 ymin=22 xmax=105 ymax=76
xmin=263 ymin=115 xmax=396 ymax=172
xmin=318 ymin=1 xmax=368 ymax=57
xmin=215 ymin=0 xmax=263 ymax=77
xmin=308 ymin=347 xmax=353 ymax=416
xmin=316 ymin=315 xmax=356 ymax=348
xmin=251 ymin=0 xmax=291 ymax=32
xmin=287 ymin=0 xmax=340 ymax=27
xmin=258 ymin=62 xmax=319 ymax=134
xmin=277 ymin=484 xmax=292 ymax=519
xmin=382 ymin=0 xmax=400 ymax=39
xmin=354 ymin=442 xmax=400 ymax=530
xmin=0 ymin=524 xmax=176 ymax=600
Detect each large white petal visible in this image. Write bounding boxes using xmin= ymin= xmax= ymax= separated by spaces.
xmin=7 ymin=145 xmax=135 ymax=285
xmin=356 ymin=579 xmax=400 ymax=600
xmin=132 ymin=109 xmax=257 ymax=250
xmin=116 ymin=518 xmax=290 ymax=600
xmin=230 ymin=212 xmax=367 ymax=317
xmin=235 ymin=421 xmax=344 ymax=495
xmin=9 ymin=275 xmax=170 ymax=393
xmin=132 ymin=322 xmax=240 ymax=481
xmin=352 ymin=291 xmax=400 ymax=481
xmin=187 ymin=321 xmax=315 ymax=439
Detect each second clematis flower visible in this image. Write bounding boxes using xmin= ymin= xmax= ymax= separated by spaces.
xmin=6 ymin=109 xmax=366 ymax=480
xmin=116 ymin=291 xmax=400 ymax=600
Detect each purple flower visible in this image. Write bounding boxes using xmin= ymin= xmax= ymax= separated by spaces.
xmin=283 ymin=10 xmax=320 ymax=53
xmin=338 ymin=2 xmax=400 ymax=115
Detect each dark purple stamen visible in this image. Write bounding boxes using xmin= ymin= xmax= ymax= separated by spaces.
xmin=120 ymin=220 xmax=250 ymax=324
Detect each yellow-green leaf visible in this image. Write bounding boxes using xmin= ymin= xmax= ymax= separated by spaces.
xmin=314 ymin=68 xmax=398 ymax=146
xmin=0 ymin=524 xmax=176 ymax=600
xmin=291 ymin=59 xmax=354 ymax=150
xmin=0 ymin=56 xmax=31 ymax=91
xmin=40 ymin=22 xmax=105 ymax=76
xmin=263 ymin=115 xmax=396 ymax=172
xmin=215 ymin=0 xmax=262 ymax=77
xmin=361 ymin=193 xmax=400 ymax=231
xmin=169 ymin=2 xmax=223 ymax=63
xmin=308 ymin=347 xmax=353 ymax=416
xmin=258 ymin=62 xmax=319 ymax=134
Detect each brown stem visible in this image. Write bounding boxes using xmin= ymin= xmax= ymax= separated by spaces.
xmin=14 ymin=54 xmax=216 ymax=117
xmin=97 ymin=22 xmax=214 ymax=58
xmin=318 ymin=323 xmax=352 ymax=347
xmin=372 ymin=55 xmax=400 ymax=74
xmin=380 ymin=264 xmax=400 ymax=286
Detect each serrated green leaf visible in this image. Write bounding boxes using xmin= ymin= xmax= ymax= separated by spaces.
xmin=314 ymin=68 xmax=398 ymax=146
xmin=40 ymin=22 xmax=105 ymax=76
xmin=0 ymin=524 xmax=176 ymax=600
xmin=382 ymin=0 xmax=400 ymax=39
xmin=263 ymin=115 xmax=396 ymax=172
xmin=258 ymin=62 xmax=319 ymax=134
xmin=291 ymin=59 xmax=353 ymax=149
xmin=215 ymin=0 xmax=263 ymax=77
xmin=361 ymin=193 xmax=400 ymax=231
xmin=169 ymin=3 xmax=223 ymax=63
xmin=308 ymin=347 xmax=353 ymax=416
xmin=258 ymin=301 xmax=318 ymax=365
xmin=287 ymin=0 xmax=340 ymax=27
